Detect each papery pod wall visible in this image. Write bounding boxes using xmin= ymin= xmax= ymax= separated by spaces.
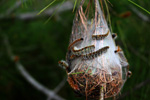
xmin=59 ymin=0 xmax=130 ymax=99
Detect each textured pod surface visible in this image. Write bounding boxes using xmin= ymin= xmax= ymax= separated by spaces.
xmin=65 ymin=0 xmax=129 ymax=99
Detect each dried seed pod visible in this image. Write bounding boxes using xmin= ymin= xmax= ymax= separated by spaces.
xmin=59 ymin=0 xmax=130 ymax=99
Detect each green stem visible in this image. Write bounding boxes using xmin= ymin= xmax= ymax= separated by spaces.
xmin=73 ymin=0 xmax=78 ymax=12
xmin=128 ymin=0 xmax=150 ymax=14
xmin=37 ymin=0 xmax=57 ymax=15
xmin=44 ymin=0 xmax=66 ymax=24
xmin=104 ymin=0 xmax=113 ymax=33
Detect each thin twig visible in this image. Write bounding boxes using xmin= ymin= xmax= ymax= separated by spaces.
xmin=0 ymin=1 xmax=73 ymax=20
xmin=129 ymin=6 xmax=150 ymax=22
xmin=6 ymin=0 xmax=27 ymax=15
xmin=16 ymin=62 xmax=64 ymax=100
xmin=127 ymin=43 xmax=150 ymax=66
xmin=53 ymin=78 xmax=66 ymax=93
xmin=48 ymin=78 xmax=66 ymax=100
xmin=118 ymin=79 xmax=150 ymax=99
xmin=3 ymin=35 xmax=65 ymax=100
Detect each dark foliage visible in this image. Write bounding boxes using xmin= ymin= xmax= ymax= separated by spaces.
xmin=0 ymin=0 xmax=150 ymax=100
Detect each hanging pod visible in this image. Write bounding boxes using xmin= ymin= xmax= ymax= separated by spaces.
xmin=59 ymin=0 xmax=131 ymax=99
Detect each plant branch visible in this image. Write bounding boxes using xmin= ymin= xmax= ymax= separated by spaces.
xmin=53 ymin=78 xmax=66 ymax=93
xmin=6 ymin=0 xmax=27 ymax=15
xmin=0 ymin=1 xmax=73 ymax=20
xmin=118 ymin=79 xmax=150 ymax=99
xmin=3 ymin=35 xmax=65 ymax=100
xmin=48 ymin=78 xmax=66 ymax=100
xmin=127 ymin=43 xmax=150 ymax=66
xmin=129 ymin=6 xmax=150 ymax=22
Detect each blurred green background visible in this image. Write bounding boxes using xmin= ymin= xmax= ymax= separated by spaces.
xmin=0 ymin=0 xmax=150 ymax=100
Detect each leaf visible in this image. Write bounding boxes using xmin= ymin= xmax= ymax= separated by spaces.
xmin=44 ymin=0 xmax=66 ymax=24
xmin=128 ymin=0 xmax=150 ymax=14
xmin=73 ymin=0 xmax=77 ymax=12
xmin=37 ymin=0 xmax=57 ymax=15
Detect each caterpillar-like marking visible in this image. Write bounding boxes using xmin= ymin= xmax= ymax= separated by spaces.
xmin=115 ymin=46 xmax=132 ymax=78
xmin=112 ymin=33 xmax=117 ymax=39
xmin=114 ymin=46 xmax=122 ymax=53
xmin=72 ymin=45 xmax=95 ymax=56
xmin=70 ymin=55 xmax=78 ymax=59
xmin=82 ymin=46 xmax=109 ymax=59
xmin=58 ymin=60 xmax=70 ymax=73
xmin=70 ymin=45 xmax=95 ymax=59
xmin=115 ymin=46 xmax=128 ymax=67
xmin=127 ymin=71 xmax=132 ymax=78
xmin=68 ymin=38 xmax=84 ymax=50
xmin=92 ymin=30 xmax=109 ymax=40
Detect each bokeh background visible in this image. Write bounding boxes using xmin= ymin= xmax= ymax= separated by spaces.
xmin=0 ymin=0 xmax=150 ymax=100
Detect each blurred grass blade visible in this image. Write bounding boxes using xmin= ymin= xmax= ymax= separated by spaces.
xmin=24 ymin=1 xmax=27 ymax=8
xmin=37 ymin=0 xmax=57 ymax=15
xmin=104 ymin=0 xmax=113 ymax=32
xmin=128 ymin=0 xmax=150 ymax=14
xmin=29 ymin=0 xmax=33 ymax=5
xmin=21 ymin=0 xmax=27 ymax=8
xmin=44 ymin=0 xmax=65 ymax=24
xmin=21 ymin=0 xmax=24 ymax=7
xmin=116 ymin=21 xmax=130 ymax=58
xmin=72 ymin=0 xmax=77 ymax=12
